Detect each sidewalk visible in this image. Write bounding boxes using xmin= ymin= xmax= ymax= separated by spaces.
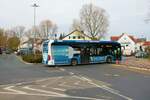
xmin=120 ymin=56 xmax=150 ymax=70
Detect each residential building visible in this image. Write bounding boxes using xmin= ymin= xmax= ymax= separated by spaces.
xmin=142 ymin=41 xmax=150 ymax=53
xmin=20 ymin=37 xmax=45 ymax=53
xmin=111 ymin=33 xmax=146 ymax=56
xmin=62 ymin=30 xmax=91 ymax=40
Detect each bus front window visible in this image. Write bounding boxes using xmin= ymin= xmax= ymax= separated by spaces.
xmin=43 ymin=43 xmax=48 ymax=53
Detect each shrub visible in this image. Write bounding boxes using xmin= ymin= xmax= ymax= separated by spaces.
xmin=22 ymin=54 xmax=42 ymax=63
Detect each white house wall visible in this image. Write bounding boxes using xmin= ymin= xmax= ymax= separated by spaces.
xmin=117 ymin=34 xmax=136 ymax=55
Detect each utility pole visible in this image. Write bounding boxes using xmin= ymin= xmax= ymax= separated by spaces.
xmin=90 ymin=0 xmax=95 ymax=4
xmin=31 ymin=3 xmax=39 ymax=56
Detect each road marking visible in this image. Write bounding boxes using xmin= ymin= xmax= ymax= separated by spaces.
xmin=75 ymin=75 xmax=132 ymax=100
xmin=69 ymin=72 xmax=74 ymax=75
xmin=81 ymin=77 xmax=92 ymax=82
xmin=113 ymin=74 xmax=120 ymax=77
xmin=4 ymin=86 xmax=27 ymax=94
xmin=59 ymin=68 xmax=65 ymax=71
xmin=74 ymin=81 xmax=80 ymax=85
xmin=0 ymin=92 xmax=22 ymax=94
xmin=52 ymin=88 xmax=66 ymax=91
xmin=42 ymin=85 xmax=46 ymax=87
xmin=73 ymin=75 xmax=92 ymax=82
xmin=89 ymin=82 xmax=132 ymax=100
xmin=0 ymin=92 xmax=105 ymax=100
xmin=44 ymin=77 xmax=63 ymax=87
xmin=23 ymin=86 xmax=67 ymax=96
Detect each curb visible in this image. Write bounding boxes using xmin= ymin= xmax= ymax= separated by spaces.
xmin=112 ymin=64 xmax=150 ymax=72
xmin=15 ymin=55 xmax=34 ymax=65
xmin=15 ymin=55 xmax=43 ymax=65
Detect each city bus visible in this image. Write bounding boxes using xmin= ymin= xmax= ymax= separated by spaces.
xmin=42 ymin=40 xmax=122 ymax=66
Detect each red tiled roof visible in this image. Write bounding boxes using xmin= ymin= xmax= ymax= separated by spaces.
xmin=110 ymin=36 xmax=120 ymax=41
xmin=111 ymin=33 xmax=137 ymax=43
xmin=129 ymin=36 xmax=137 ymax=43
xmin=143 ymin=41 xmax=150 ymax=46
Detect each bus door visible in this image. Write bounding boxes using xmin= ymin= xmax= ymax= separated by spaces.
xmin=80 ymin=47 xmax=90 ymax=64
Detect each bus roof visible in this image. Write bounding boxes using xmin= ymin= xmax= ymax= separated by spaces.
xmin=44 ymin=40 xmax=120 ymax=46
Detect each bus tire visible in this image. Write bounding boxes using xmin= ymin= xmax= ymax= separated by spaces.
xmin=71 ymin=59 xmax=78 ymax=66
xmin=106 ymin=57 xmax=112 ymax=64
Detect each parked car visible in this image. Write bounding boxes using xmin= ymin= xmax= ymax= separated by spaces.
xmin=0 ymin=48 xmax=2 ymax=54
xmin=17 ymin=48 xmax=32 ymax=55
xmin=5 ymin=49 xmax=11 ymax=54
xmin=135 ymin=51 xmax=148 ymax=58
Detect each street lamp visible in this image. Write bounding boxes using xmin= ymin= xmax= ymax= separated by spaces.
xmin=31 ymin=3 xmax=39 ymax=55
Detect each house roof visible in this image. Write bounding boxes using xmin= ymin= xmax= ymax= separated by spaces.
xmin=22 ymin=38 xmax=46 ymax=45
xmin=136 ymin=38 xmax=147 ymax=43
xmin=111 ymin=33 xmax=137 ymax=43
xmin=62 ymin=30 xmax=91 ymax=39
xmin=143 ymin=41 xmax=150 ymax=46
xmin=110 ymin=36 xmax=120 ymax=41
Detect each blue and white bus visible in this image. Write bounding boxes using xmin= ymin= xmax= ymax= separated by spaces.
xmin=42 ymin=40 xmax=122 ymax=66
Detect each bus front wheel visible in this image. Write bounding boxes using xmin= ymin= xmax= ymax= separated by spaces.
xmin=71 ymin=59 xmax=78 ymax=66
xmin=106 ymin=57 xmax=112 ymax=63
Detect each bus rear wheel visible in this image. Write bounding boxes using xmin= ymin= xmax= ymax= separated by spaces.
xmin=71 ymin=59 xmax=78 ymax=66
xmin=106 ymin=57 xmax=112 ymax=63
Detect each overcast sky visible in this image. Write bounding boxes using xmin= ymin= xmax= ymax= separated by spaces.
xmin=0 ymin=0 xmax=150 ymax=40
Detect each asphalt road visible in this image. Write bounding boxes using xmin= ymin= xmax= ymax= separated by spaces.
xmin=0 ymin=54 xmax=150 ymax=100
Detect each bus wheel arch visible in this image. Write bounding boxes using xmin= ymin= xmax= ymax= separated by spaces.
xmin=106 ymin=56 xmax=112 ymax=63
xmin=71 ymin=58 xmax=78 ymax=66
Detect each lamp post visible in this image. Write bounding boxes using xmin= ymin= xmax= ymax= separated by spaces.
xmin=31 ymin=3 xmax=39 ymax=55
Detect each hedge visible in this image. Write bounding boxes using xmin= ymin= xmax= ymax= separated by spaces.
xmin=22 ymin=54 xmax=42 ymax=63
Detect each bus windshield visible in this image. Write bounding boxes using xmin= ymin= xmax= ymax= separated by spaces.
xmin=43 ymin=42 xmax=48 ymax=53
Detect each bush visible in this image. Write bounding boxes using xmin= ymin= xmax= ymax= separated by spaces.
xmin=22 ymin=54 xmax=42 ymax=63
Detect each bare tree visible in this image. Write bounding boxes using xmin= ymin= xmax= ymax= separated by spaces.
xmin=70 ymin=19 xmax=83 ymax=31
xmin=71 ymin=4 xmax=109 ymax=40
xmin=25 ymin=26 xmax=41 ymax=39
xmin=0 ymin=28 xmax=7 ymax=48
xmin=25 ymin=28 xmax=33 ymax=39
xmin=39 ymin=20 xmax=58 ymax=39
xmin=11 ymin=26 xmax=25 ymax=39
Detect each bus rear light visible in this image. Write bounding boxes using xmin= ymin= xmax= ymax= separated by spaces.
xmin=48 ymin=55 xmax=51 ymax=61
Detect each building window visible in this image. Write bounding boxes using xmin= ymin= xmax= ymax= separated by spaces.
xmin=69 ymin=36 xmax=71 ymax=39
xmin=78 ymin=36 xmax=81 ymax=39
xmin=73 ymin=36 xmax=76 ymax=39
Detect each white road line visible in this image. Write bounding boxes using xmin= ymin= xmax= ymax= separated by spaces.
xmin=4 ymin=86 xmax=27 ymax=94
xmin=59 ymin=68 xmax=65 ymax=71
xmin=14 ymin=76 xmax=63 ymax=87
xmin=75 ymin=75 xmax=132 ymax=100
xmin=23 ymin=86 xmax=67 ymax=96
xmin=74 ymin=75 xmax=91 ymax=82
xmin=74 ymin=81 xmax=80 ymax=85
xmin=0 ymin=92 xmax=104 ymax=100
xmin=44 ymin=77 xmax=63 ymax=87
xmin=89 ymin=82 xmax=132 ymax=100
xmin=0 ymin=92 xmax=22 ymax=94
xmin=52 ymin=88 xmax=66 ymax=91
xmin=81 ymin=77 xmax=92 ymax=82
xmin=41 ymin=85 xmax=46 ymax=87
xmin=69 ymin=72 xmax=74 ymax=75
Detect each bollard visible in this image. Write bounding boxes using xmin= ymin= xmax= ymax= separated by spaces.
xmin=116 ymin=59 xmax=119 ymax=64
